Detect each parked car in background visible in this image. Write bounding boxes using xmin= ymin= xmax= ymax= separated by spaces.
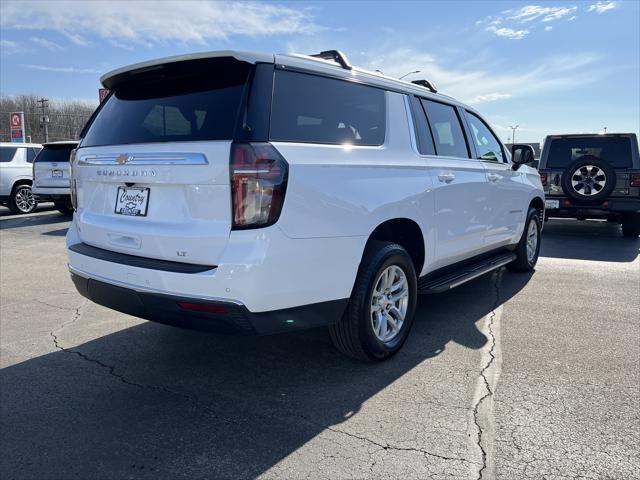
xmin=539 ymin=133 xmax=640 ymax=236
xmin=67 ymin=50 xmax=544 ymax=361
xmin=33 ymin=141 xmax=78 ymax=214
xmin=0 ymin=142 xmax=42 ymax=214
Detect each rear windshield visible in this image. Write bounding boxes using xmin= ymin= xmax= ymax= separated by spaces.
xmin=270 ymin=70 xmax=386 ymax=146
xmin=81 ymin=58 xmax=252 ymax=147
xmin=35 ymin=146 xmax=75 ymax=163
xmin=546 ymin=137 xmax=633 ymax=168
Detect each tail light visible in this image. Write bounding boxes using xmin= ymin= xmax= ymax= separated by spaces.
xmin=630 ymin=173 xmax=640 ymax=187
xmin=69 ymin=149 xmax=77 ymax=211
xmin=230 ymin=142 xmax=288 ymax=229
xmin=539 ymin=172 xmax=548 ymax=186
xmin=177 ymin=301 xmax=227 ymax=314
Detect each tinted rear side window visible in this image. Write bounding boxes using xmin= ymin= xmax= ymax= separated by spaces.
xmin=35 ymin=146 xmax=75 ymax=163
xmin=420 ymin=99 xmax=469 ymax=158
xmin=27 ymin=147 xmax=42 ymax=163
xmin=81 ymin=58 xmax=252 ymax=147
xmin=409 ymin=96 xmax=436 ymax=155
xmin=270 ymin=70 xmax=385 ymax=146
xmin=546 ymin=137 xmax=633 ymax=168
xmin=0 ymin=147 xmax=18 ymax=163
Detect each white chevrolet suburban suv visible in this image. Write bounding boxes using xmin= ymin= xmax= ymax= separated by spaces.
xmin=0 ymin=142 xmax=42 ymax=214
xmin=67 ymin=50 xmax=544 ymax=361
xmin=33 ymin=141 xmax=78 ymax=214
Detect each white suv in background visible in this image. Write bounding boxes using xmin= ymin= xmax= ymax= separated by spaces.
xmin=67 ymin=50 xmax=544 ymax=361
xmin=0 ymin=142 xmax=42 ymax=214
xmin=33 ymin=141 xmax=78 ymax=214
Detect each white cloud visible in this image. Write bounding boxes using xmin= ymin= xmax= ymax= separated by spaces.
xmin=0 ymin=1 xmax=318 ymax=47
xmin=470 ymin=93 xmax=514 ymax=103
xmin=506 ymin=5 xmax=578 ymax=23
xmin=0 ymin=39 xmax=20 ymax=54
xmin=545 ymin=26 xmax=553 ymax=31
xmin=21 ymin=64 xmax=101 ymax=74
xmin=478 ymin=4 xmax=580 ymax=38
xmin=486 ymin=26 xmax=530 ymax=40
xmin=587 ymin=1 xmax=617 ymax=13
xmin=30 ymin=36 xmax=65 ymax=51
xmin=363 ymin=48 xmax=602 ymax=106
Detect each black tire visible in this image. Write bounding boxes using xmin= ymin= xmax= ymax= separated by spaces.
xmin=560 ymin=155 xmax=616 ymax=204
xmin=508 ymin=207 xmax=541 ymax=272
xmin=54 ymin=199 xmax=74 ymax=215
xmin=622 ymin=213 xmax=640 ymax=237
xmin=8 ymin=183 xmax=37 ymax=214
xmin=329 ymin=241 xmax=417 ymax=362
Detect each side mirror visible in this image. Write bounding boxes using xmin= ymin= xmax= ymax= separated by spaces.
xmin=511 ymin=144 xmax=535 ymax=170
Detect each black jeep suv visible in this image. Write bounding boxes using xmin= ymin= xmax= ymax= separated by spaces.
xmin=538 ymin=133 xmax=640 ymax=237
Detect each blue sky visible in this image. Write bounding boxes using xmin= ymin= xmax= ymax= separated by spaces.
xmin=0 ymin=0 xmax=638 ymax=142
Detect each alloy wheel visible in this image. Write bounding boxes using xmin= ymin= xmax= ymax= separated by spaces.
xmin=370 ymin=265 xmax=409 ymax=342
xmin=14 ymin=186 xmax=35 ymax=213
xmin=526 ymin=219 xmax=538 ymax=263
xmin=571 ymin=165 xmax=607 ymax=196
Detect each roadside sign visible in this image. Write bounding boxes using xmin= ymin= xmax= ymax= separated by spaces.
xmin=99 ymin=88 xmax=110 ymax=103
xmin=10 ymin=112 xmax=25 ymax=143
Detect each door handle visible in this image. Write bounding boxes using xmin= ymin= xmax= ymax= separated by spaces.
xmin=438 ymin=173 xmax=455 ymax=184
xmin=487 ymin=173 xmax=501 ymax=182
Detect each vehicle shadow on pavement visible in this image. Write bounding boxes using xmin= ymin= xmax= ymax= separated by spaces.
xmin=41 ymin=227 xmax=69 ymax=237
xmin=0 ymin=270 xmax=531 ymax=479
xmin=0 ymin=210 xmax=69 ymax=230
xmin=541 ymin=219 xmax=639 ymax=262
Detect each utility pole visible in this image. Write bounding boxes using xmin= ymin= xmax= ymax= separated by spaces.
xmin=37 ymin=97 xmax=49 ymax=143
xmin=509 ymin=125 xmax=519 ymax=144
xmin=603 ymin=126 xmax=607 ymax=133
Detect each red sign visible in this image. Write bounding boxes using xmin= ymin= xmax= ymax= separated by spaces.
xmin=99 ymin=88 xmax=110 ymax=103
xmin=10 ymin=112 xmax=25 ymax=143
xmin=10 ymin=112 xmax=23 ymax=129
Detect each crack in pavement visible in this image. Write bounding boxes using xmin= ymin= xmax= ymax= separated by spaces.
xmin=35 ymin=299 xmax=78 ymax=311
xmin=48 ymin=300 xmax=233 ymax=424
xmin=300 ymin=415 xmax=479 ymax=466
xmin=471 ymin=269 xmax=503 ymax=480
xmin=47 ymin=294 xmax=486 ymax=475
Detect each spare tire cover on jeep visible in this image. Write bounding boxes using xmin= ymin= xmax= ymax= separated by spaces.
xmin=560 ymin=155 xmax=616 ymax=203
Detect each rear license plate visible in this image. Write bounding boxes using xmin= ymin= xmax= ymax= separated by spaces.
xmin=115 ymin=186 xmax=150 ymax=217
xmin=51 ymin=169 xmax=63 ymax=178
xmin=545 ymin=199 xmax=559 ymax=209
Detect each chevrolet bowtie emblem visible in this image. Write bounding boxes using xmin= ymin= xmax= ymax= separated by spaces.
xmin=116 ymin=154 xmax=131 ymax=164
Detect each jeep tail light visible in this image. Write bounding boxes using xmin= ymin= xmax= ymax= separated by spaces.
xmin=630 ymin=173 xmax=640 ymax=187
xmin=69 ymin=149 xmax=77 ymax=211
xmin=539 ymin=172 xmax=548 ymax=186
xmin=230 ymin=142 xmax=288 ymax=229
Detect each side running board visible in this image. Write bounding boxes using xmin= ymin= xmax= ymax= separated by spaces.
xmin=418 ymin=252 xmax=516 ymax=294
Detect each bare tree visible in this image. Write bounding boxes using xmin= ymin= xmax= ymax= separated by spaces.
xmin=0 ymin=94 xmax=97 ymax=143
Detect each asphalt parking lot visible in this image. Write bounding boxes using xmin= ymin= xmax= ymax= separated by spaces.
xmin=1 ymin=207 xmax=638 ymax=480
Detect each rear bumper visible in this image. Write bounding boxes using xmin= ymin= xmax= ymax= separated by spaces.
xmin=66 ymin=220 xmax=363 ymax=332
xmin=545 ymin=197 xmax=640 ymax=218
xmin=70 ymin=269 xmax=347 ymax=335
xmin=32 ymin=186 xmax=70 ymax=197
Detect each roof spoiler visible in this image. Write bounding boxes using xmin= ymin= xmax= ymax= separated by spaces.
xmin=310 ymin=50 xmax=353 ymax=70
xmin=411 ymin=79 xmax=438 ymax=93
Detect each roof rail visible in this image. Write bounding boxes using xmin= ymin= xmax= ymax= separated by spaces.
xmin=411 ymin=79 xmax=438 ymax=93
xmin=310 ymin=50 xmax=353 ymax=70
